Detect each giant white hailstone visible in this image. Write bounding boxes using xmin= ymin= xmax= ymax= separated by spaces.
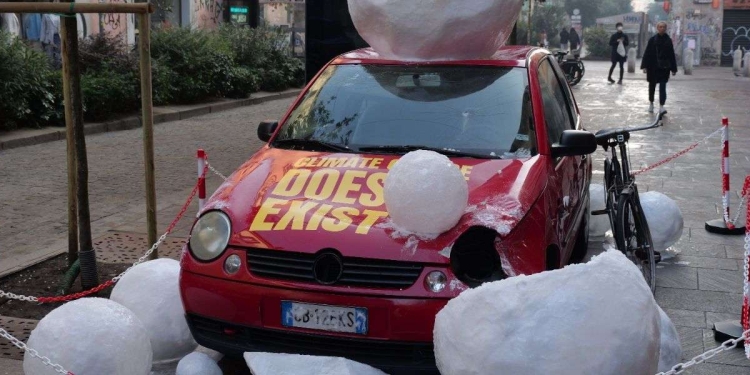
xmin=23 ymin=298 xmax=152 ymax=375
xmin=176 ymin=352 xmax=222 ymax=375
xmin=244 ymin=352 xmax=388 ymax=375
xmin=640 ymin=191 xmax=684 ymax=252
xmin=589 ymin=184 xmax=610 ymax=237
xmin=110 ymin=258 xmax=197 ymax=362
xmin=434 ymin=250 xmax=660 ymax=375
xmin=349 ymin=0 xmax=524 ymax=61
xmin=657 ymin=306 xmax=682 ymax=372
xmin=384 ymin=150 xmax=468 ymax=236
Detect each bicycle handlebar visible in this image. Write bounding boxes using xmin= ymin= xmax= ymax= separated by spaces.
xmin=595 ymin=111 xmax=666 ymax=142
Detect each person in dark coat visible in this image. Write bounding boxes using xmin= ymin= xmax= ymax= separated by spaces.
xmin=559 ymin=28 xmax=570 ymax=51
xmin=568 ymin=28 xmax=580 ymax=52
xmin=640 ymin=21 xmax=678 ymax=113
xmin=608 ymin=22 xmax=629 ymax=84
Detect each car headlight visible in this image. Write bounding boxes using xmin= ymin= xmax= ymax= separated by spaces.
xmin=450 ymin=226 xmax=506 ymax=288
xmin=189 ymin=211 xmax=231 ymax=261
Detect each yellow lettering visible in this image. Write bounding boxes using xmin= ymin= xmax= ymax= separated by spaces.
xmin=322 ymin=207 xmax=358 ymax=232
xmin=275 ymin=201 xmax=319 ymax=230
xmin=272 ymin=169 xmax=311 ymax=197
xmin=387 ymin=159 xmax=398 ymax=169
xmin=359 ymin=158 xmax=373 ymax=169
xmin=333 ymin=170 xmax=367 ymax=204
xmin=307 ymin=204 xmax=334 ymax=230
xmin=321 ymin=158 xmax=347 ymax=168
xmin=304 ymin=169 xmax=340 ymax=201
xmin=360 ymin=172 xmax=386 ymax=207
xmin=460 ymin=165 xmax=473 ymax=181
xmin=356 ymin=210 xmax=389 ymax=234
xmin=370 ymin=158 xmax=383 ymax=169
xmin=342 ymin=158 xmax=360 ymax=168
xmin=249 ymin=198 xmax=288 ymax=231
xmin=305 ymin=157 xmax=320 ymax=167
xmin=294 ymin=158 xmax=310 ymax=168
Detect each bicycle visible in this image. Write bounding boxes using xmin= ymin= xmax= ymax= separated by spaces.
xmin=592 ymin=111 xmax=667 ymax=293
xmin=554 ymin=51 xmax=585 ymax=87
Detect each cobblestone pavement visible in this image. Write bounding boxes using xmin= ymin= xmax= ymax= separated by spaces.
xmin=577 ymin=61 xmax=750 ymax=374
xmin=1 ymin=61 xmax=750 ymax=373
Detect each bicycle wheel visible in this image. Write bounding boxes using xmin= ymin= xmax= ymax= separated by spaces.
xmin=615 ymin=190 xmax=656 ymax=292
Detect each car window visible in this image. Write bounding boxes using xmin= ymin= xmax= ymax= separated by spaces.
xmin=274 ymin=65 xmax=537 ymax=159
xmin=538 ymin=59 xmax=574 ymax=147
xmin=549 ymin=59 xmax=579 ymax=127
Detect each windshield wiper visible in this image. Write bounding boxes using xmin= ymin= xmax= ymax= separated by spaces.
xmin=273 ymin=138 xmax=352 ymax=152
xmin=358 ymin=145 xmax=494 ymax=159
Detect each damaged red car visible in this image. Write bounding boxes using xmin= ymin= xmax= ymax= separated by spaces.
xmin=179 ymin=46 xmax=596 ymax=374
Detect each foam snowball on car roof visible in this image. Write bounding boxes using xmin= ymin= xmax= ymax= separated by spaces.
xmin=384 ymin=150 xmax=468 ymax=236
xmin=640 ymin=191 xmax=684 ymax=252
xmin=244 ymin=352 xmax=387 ymax=375
xmin=434 ymin=250 xmax=661 ymax=375
xmin=23 ymin=298 xmax=152 ymax=375
xmin=110 ymin=258 xmax=197 ymax=363
xmin=348 ymin=0 xmax=524 ymax=61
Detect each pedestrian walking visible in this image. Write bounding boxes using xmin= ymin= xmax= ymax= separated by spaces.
xmin=608 ymin=22 xmax=629 ymax=84
xmin=569 ymin=28 xmax=580 ymax=54
xmin=559 ymin=28 xmax=569 ymax=51
xmin=641 ymin=21 xmax=677 ymax=114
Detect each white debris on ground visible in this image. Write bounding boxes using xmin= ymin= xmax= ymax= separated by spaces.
xmin=244 ymin=352 xmax=388 ymax=375
xmin=175 ymin=352 xmax=222 ymax=375
xmin=348 ymin=0 xmax=523 ymax=60
xmin=23 ymin=297 xmax=152 ymax=375
xmin=640 ymin=191 xmax=684 ymax=252
xmin=384 ymin=150 xmax=468 ymax=236
xmin=110 ymin=258 xmax=197 ymax=363
xmin=657 ymin=306 xmax=683 ymax=372
xmin=589 ymin=184 xmax=611 ymax=237
xmin=659 ymin=247 xmax=681 ymax=261
xmin=434 ymin=250 xmax=660 ymax=375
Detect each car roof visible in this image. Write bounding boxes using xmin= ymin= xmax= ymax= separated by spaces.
xmin=331 ymin=46 xmax=541 ymax=68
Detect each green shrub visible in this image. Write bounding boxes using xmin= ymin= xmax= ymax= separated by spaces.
xmin=584 ymin=26 xmax=610 ymax=59
xmin=81 ymin=67 xmax=139 ymax=122
xmin=0 ymin=32 xmax=61 ymax=130
xmin=78 ymin=33 xmax=138 ymax=75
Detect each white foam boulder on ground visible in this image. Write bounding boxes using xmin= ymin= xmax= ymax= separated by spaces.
xmin=640 ymin=191 xmax=684 ymax=252
xmin=657 ymin=306 xmax=682 ymax=372
xmin=349 ymin=0 xmax=524 ymax=61
xmin=384 ymin=150 xmax=468 ymax=236
xmin=589 ymin=184 xmax=610 ymax=237
xmin=434 ymin=250 xmax=661 ymax=375
xmin=110 ymin=258 xmax=197 ymax=363
xmin=175 ymin=352 xmax=222 ymax=375
xmin=23 ymin=297 xmax=152 ymax=375
xmin=244 ymin=352 xmax=388 ymax=375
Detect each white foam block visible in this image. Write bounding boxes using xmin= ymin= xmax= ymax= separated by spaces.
xmin=23 ymin=298 xmax=152 ymax=375
xmin=244 ymin=352 xmax=388 ymax=375
xmin=640 ymin=191 xmax=684 ymax=252
xmin=657 ymin=306 xmax=682 ymax=372
xmin=589 ymin=184 xmax=610 ymax=237
xmin=384 ymin=150 xmax=468 ymax=236
xmin=349 ymin=0 xmax=524 ymax=61
xmin=176 ymin=352 xmax=222 ymax=375
xmin=434 ymin=250 xmax=660 ymax=375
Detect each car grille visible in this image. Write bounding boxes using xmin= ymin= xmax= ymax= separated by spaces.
xmin=187 ymin=314 xmax=438 ymax=373
xmin=246 ymin=248 xmax=424 ymax=289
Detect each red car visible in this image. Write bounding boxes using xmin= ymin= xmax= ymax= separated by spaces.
xmin=180 ymin=46 xmax=596 ymax=374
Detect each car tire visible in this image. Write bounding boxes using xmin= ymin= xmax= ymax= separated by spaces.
xmin=568 ymin=200 xmax=590 ymax=264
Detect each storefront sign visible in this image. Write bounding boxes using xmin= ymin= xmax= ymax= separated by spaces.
xmin=725 ymin=0 xmax=750 ymax=9
xmin=230 ymin=6 xmax=248 ymax=14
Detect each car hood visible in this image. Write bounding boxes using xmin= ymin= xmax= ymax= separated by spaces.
xmin=202 ymin=147 xmax=547 ymax=264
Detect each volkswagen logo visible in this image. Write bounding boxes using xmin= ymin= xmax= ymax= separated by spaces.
xmin=313 ymin=252 xmax=343 ymax=285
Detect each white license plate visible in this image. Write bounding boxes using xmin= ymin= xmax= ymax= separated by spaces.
xmin=281 ymin=301 xmax=368 ymax=335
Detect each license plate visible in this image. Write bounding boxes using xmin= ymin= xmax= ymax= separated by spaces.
xmin=281 ymin=301 xmax=368 ymax=335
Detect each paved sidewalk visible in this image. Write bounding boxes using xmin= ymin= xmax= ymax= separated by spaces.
xmin=0 ymin=61 xmax=749 ymax=374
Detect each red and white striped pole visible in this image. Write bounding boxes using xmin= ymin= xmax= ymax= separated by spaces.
xmin=706 ymin=117 xmax=745 ymax=235
xmin=742 ymin=176 xmax=750 ymax=358
xmin=197 ymin=149 xmax=206 ymax=214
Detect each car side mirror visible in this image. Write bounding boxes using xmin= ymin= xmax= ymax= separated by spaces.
xmin=258 ymin=121 xmax=279 ymax=142
xmin=551 ymin=130 xmax=597 ymax=158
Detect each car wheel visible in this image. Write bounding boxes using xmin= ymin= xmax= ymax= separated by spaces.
xmin=568 ymin=200 xmax=590 ymax=264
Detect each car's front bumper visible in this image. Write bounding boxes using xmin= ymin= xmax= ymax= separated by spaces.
xmin=180 ymin=270 xmax=447 ymax=373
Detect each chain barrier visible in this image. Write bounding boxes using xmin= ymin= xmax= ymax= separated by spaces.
xmin=632 ymin=127 xmax=723 ymax=177
xmin=207 ymin=161 xmax=228 ymax=181
xmin=0 ymin=328 xmax=72 ymax=374
xmin=657 ymin=329 xmax=750 ymax=375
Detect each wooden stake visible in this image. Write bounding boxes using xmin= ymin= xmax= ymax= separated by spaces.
xmin=60 ymin=16 xmax=78 ymax=267
xmin=139 ymin=13 xmax=158 ymax=260
xmin=61 ymin=15 xmax=99 ymax=288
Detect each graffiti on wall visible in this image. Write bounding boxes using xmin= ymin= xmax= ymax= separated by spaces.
xmin=723 ymin=26 xmax=750 ymax=56
xmin=74 ymin=0 xmax=135 ymax=44
xmin=193 ymin=0 xmax=223 ymax=29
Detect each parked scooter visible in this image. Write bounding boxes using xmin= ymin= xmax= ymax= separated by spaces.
xmin=555 ymin=50 xmax=585 ymax=87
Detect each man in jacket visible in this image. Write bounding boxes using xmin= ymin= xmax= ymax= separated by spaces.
xmin=559 ymin=28 xmax=569 ymax=52
xmin=608 ymin=23 xmax=629 ymax=84
xmin=641 ymin=21 xmax=678 ymax=113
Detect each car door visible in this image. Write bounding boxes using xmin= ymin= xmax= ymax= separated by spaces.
xmin=537 ymin=58 xmax=580 ymax=256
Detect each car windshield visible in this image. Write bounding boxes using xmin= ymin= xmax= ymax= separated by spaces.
xmin=273 ymin=64 xmax=536 ymax=159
